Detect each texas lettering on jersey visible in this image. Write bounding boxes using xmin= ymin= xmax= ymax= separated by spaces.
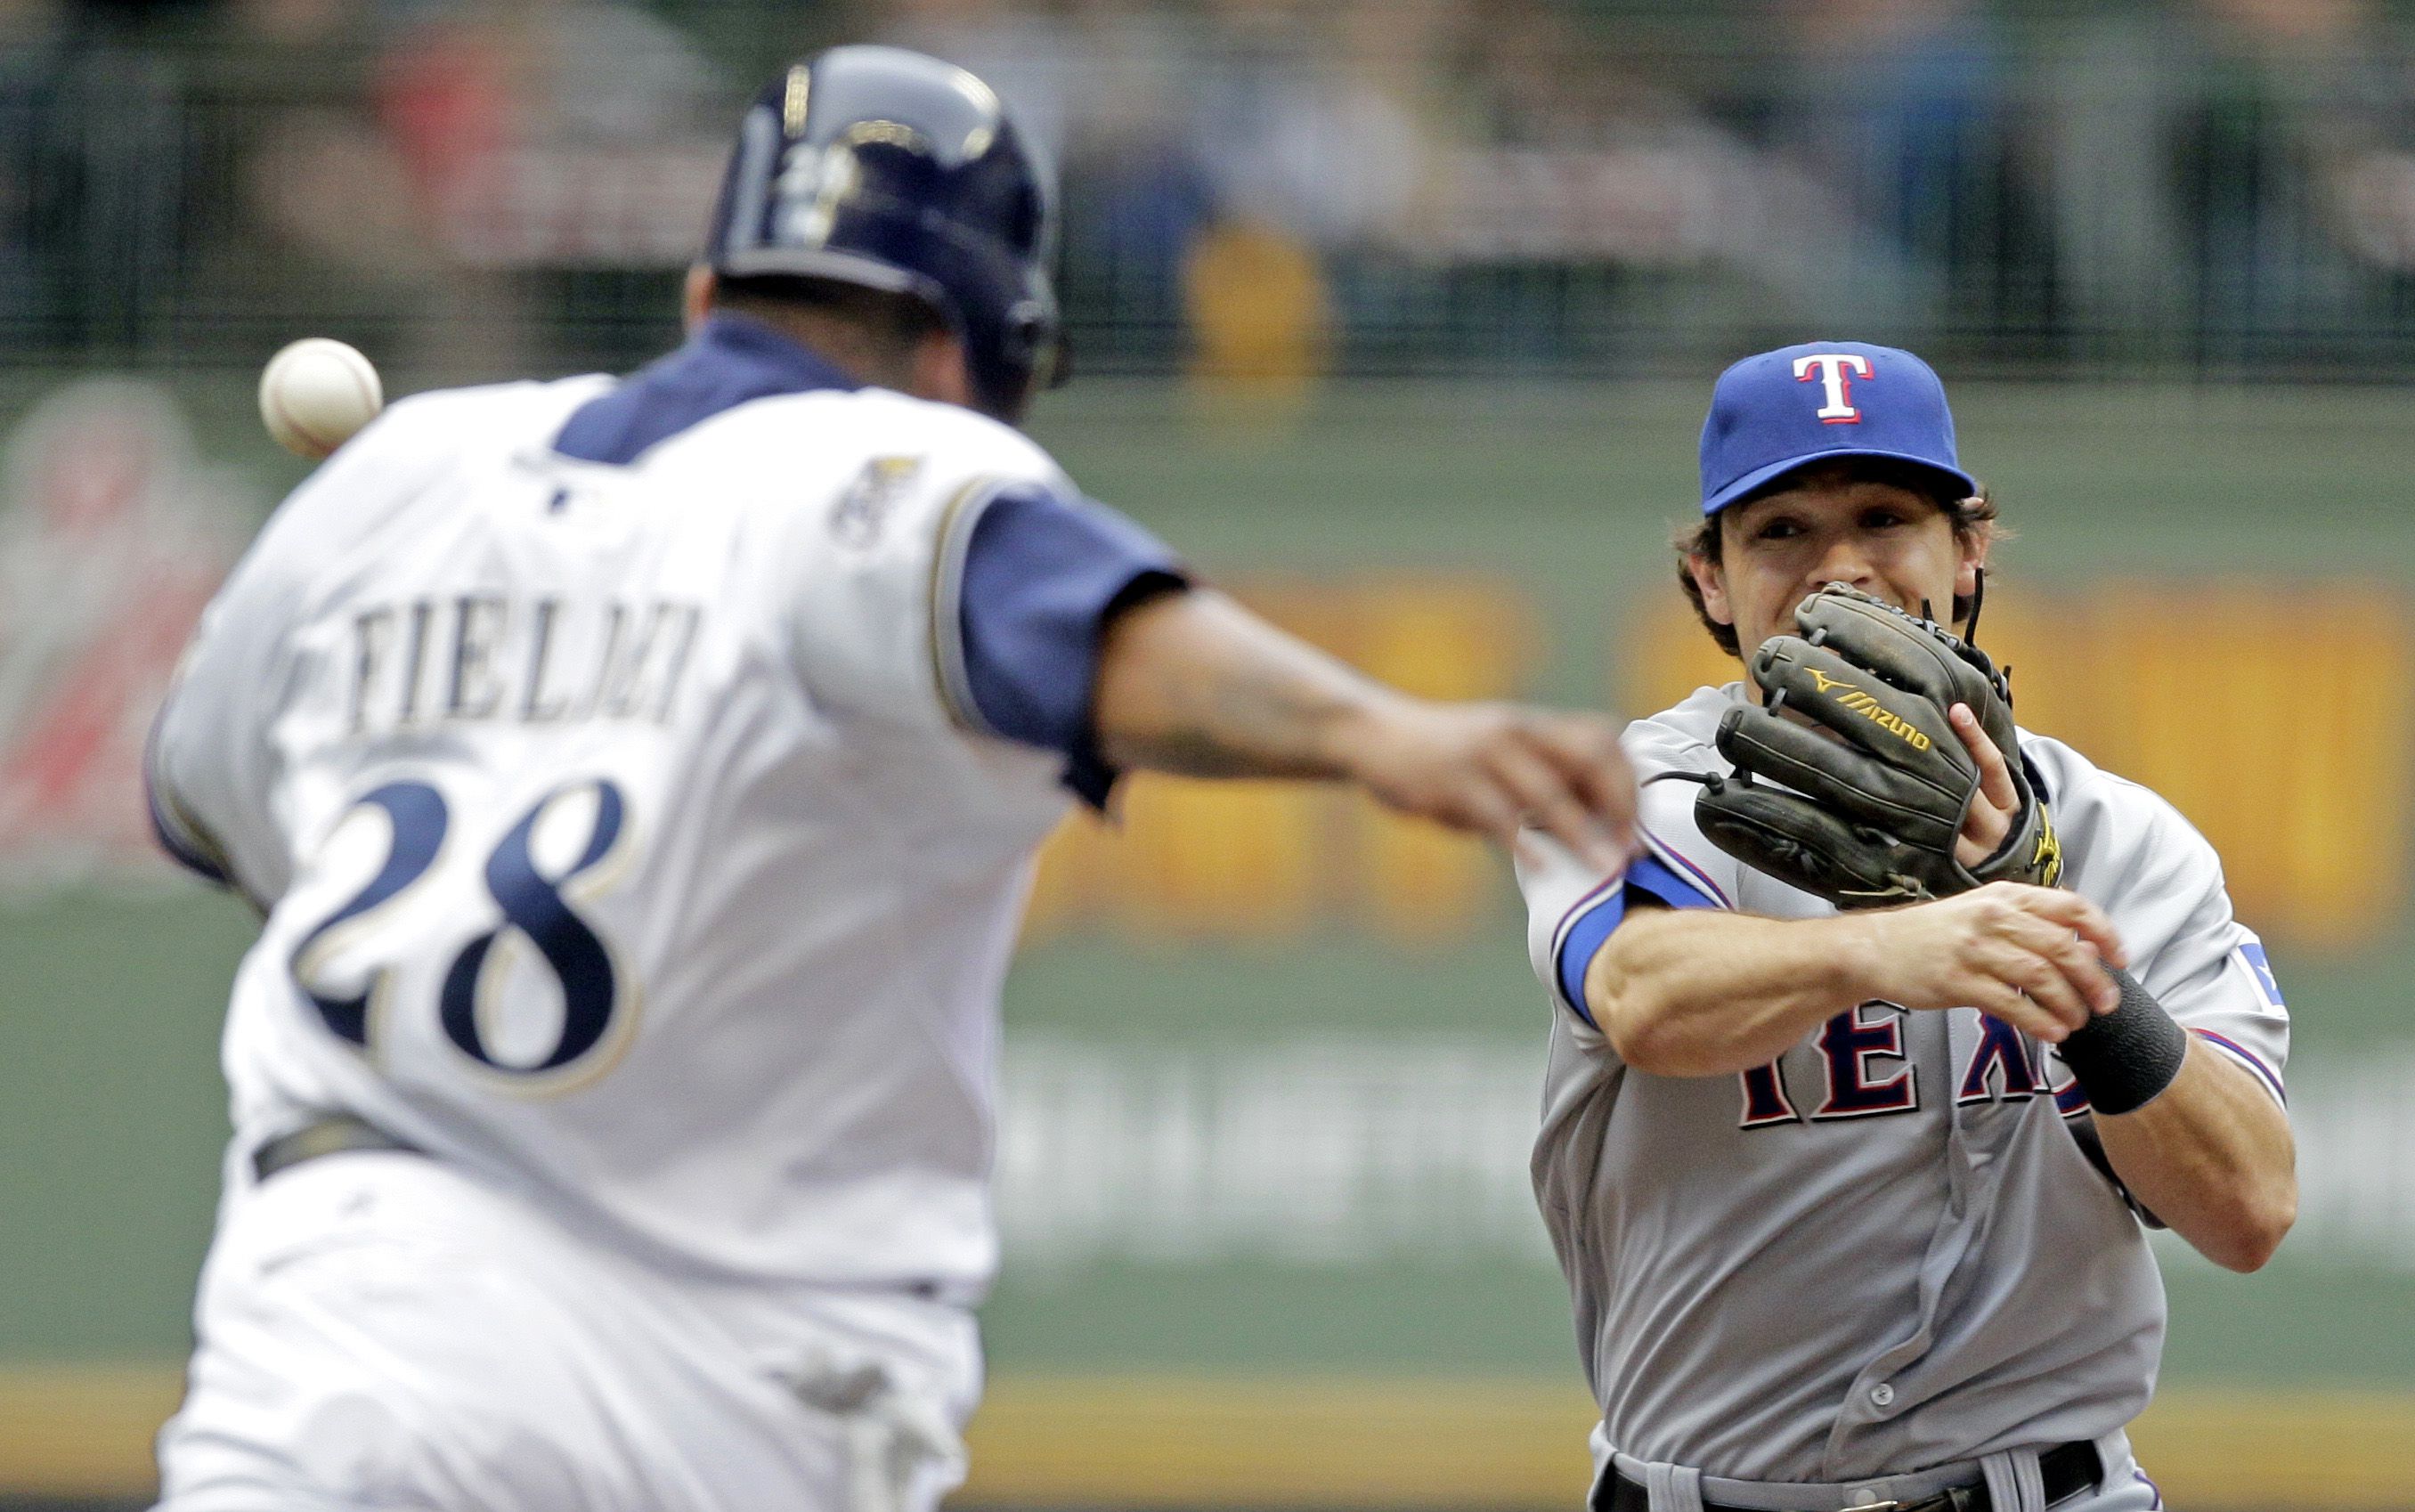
xmin=1736 ymin=1004 xmax=2045 ymax=1127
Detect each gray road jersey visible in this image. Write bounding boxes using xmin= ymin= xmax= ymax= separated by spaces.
xmin=1518 ymin=685 xmax=2289 ymax=1484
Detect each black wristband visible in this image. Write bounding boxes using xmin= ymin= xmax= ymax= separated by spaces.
xmin=2059 ymin=966 xmax=2190 ymax=1116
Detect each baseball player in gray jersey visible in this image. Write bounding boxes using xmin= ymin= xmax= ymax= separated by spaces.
xmin=1518 ymin=342 xmax=2294 ymax=1512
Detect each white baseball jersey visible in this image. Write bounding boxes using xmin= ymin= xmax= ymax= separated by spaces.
xmin=1518 ymin=683 xmax=2289 ymax=1485
xmin=150 ymin=314 xmax=1176 ymax=1321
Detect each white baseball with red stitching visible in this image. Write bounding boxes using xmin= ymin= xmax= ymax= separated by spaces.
xmin=258 ymin=337 xmax=383 ymax=459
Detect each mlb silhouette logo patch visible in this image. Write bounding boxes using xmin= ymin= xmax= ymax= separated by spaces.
xmin=1793 ymin=353 xmax=1873 ymax=424
xmin=2238 ymin=940 xmax=2286 ymax=1010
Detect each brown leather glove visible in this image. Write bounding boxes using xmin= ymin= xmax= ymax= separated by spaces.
xmin=1694 ymin=583 xmax=2062 ymax=907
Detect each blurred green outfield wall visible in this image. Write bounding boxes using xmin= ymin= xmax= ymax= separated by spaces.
xmin=3 ymin=375 xmax=2413 ymax=1501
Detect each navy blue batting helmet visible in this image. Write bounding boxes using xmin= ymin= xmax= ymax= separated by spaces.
xmin=703 ymin=45 xmax=1061 ymax=422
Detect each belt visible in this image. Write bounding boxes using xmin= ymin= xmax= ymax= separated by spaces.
xmin=252 ymin=1112 xmax=420 ymax=1183
xmin=1597 ymin=1441 xmax=2100 ymax=1512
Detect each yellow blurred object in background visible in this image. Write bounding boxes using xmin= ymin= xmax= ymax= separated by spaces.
xmin=1183 ymin=218 xmax=1333 ymax=405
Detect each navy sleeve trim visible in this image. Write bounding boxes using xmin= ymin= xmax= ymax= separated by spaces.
xmin=1551 ymin=851 xmax=1722 ymax=1027
xmin=939 ymin=483 xmax=1188 ymax=808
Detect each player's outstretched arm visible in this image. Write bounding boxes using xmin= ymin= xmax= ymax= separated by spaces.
xmin=1585 ymin=883 xmax=2126 ymax=1077
xmin=1092 ymin=588 xmax=1636 ymax=870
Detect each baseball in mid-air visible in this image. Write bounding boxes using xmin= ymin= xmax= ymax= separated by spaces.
xmin=259 ymin=337 xmax=384 ymax=459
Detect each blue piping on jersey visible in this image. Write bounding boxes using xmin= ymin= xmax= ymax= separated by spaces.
xmin=1554 ymin=852 xmax=1722 ymax=1027
xmin=551 ymin=313 xmax=862 ymax=466
xmin=1654 ymin=837 xmax=1733 ymax=909
xmin=2191 ymin=1028 xmax=2287 ymax=1104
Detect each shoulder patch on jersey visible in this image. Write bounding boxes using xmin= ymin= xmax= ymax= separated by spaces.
xmin=831 ymin=457 xmax=924 ymax=547
xmin=2236 ymin=940 xmax=2286 ymax=1012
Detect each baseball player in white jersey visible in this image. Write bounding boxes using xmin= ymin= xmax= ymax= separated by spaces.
xmin=142 ymin=47 xmax=1638 ymax=1512
xmin=1518 ymin=342 xmax=2294 ymax=1512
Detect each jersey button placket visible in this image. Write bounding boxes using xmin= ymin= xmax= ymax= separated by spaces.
xmin=1868 ymin=1382 xmax=1896 ymax=1410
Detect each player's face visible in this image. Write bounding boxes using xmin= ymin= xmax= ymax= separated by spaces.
xmin=1689 ymin=472 xmax=1984 ymax=690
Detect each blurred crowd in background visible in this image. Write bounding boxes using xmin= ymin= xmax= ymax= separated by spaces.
xmin=13 ymin=0 xmax=2415 ymax=382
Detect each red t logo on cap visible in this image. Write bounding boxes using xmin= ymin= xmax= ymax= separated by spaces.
xmin=1793 ymin=353 xmax=1874 ymax=424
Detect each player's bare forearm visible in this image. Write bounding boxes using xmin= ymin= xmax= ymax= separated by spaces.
xmin=1589 ymin=884 xmax=2125 ymax=1077
xmin=1583 ymin=906 xmax=1879 ymax=1076
xmin=2095 ymin=1041 xmax=2297 ymax=1272
xmin=1093 ymin=588 xmax=1391 ymax=781
xmin=1092 ymin=589 xmax=1636 ymax=866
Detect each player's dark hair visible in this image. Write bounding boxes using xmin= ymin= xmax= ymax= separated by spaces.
xmin=711 ymin=275 xmax=949 ymax=371
xmin=1672 ymin=459 xmax=2002 ymax=658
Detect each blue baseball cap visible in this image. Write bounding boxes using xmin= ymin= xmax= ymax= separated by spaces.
xmin=1697 ymin=340 xmax=1978 ymax=516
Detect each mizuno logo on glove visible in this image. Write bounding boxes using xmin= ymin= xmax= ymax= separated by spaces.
xmin=1698 ymin=583 xmax=2061 ymax=907
xmin=1803 ymin=671 xmax=1935 ymax=751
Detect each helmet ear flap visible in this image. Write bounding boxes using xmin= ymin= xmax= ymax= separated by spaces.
xmin=1004 ymin=292 xmax=1064 ymax=396
xmin=1042 ymin=327 xmax=1073 ymax=391
xmin=1004 ymin=299 xmax=1050 ymax=362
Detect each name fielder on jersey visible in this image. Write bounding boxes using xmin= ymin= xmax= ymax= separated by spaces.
xmin=345 ymin=593 xmax=707 ymax=736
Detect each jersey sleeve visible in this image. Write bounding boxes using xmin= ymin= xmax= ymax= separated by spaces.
xmin=2048 ymin=760 xmax=2290 ymax=1110
xmin=783 ymin=429 xmax=1184 ymax=804
xmin=943 ymin=487 xmax=1187 ymax=806
xmin=1518 ymin=745 xmax=1739 ymax=1032
xmin=145 ymin=672 xmax=249 ymax=898
xmin=147 ymin=486 xmax=320 ymax=907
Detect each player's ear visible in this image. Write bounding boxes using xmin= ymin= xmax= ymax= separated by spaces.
xmin=682 ymin=266 xmax=716 ymax=333
xmin=1952 ymin=518 xmax=1989 ymax=601
xmin=1687 ymin=549 xmax=1734 ymax=627
xmin=911 ymin=330 xmax=976 ymax=411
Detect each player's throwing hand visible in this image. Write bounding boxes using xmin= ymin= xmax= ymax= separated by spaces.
xmin=1849 ymin=882 xmax=2125 ymax=1040
xmin=1339 ymin=699 xmax=1635 ymax=870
